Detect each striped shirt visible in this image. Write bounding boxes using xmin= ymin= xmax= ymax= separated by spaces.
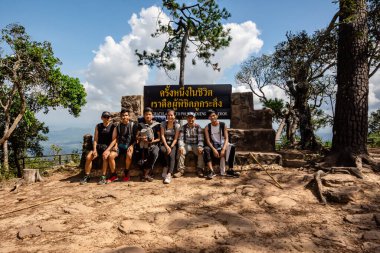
xmin=161 ymin=121 xmax=180 ymax=145
xmin=178 ymin=123 xmax=204 ymax=147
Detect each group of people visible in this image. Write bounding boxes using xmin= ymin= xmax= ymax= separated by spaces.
xmin=81 ymin=107 xmax=239 ymax=185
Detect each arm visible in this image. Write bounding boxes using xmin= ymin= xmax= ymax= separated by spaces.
xmin=93 ymin=126 xmax=99 ymax=158
xmin=103 ymin=127 xmax=117 ymax=159
xmin=171 ymin=124 xmax=180 ymax=148
xmin=161 ymin=126 xmax=169 ymax=148
xmin=197 ymin=127 xmax=204 ymax=154
xmin=205 ymin=125 xmax=219 ymax=158
xmin=150 ymin=125 xmax=161 ymax=144
xmin=220 ymin=124 xmax=229 ymax=158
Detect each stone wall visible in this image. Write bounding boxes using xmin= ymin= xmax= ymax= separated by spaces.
xmin=121 ymin=95 xmax=144 ymax=121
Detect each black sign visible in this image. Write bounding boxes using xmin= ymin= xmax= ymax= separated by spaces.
xmin=144 ymin=84 xmax=231 ymax=119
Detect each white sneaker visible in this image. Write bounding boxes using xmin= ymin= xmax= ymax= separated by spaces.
xmin=164 ymin=174 xmax=172 ymax=184
xmin=162 ymin=167 xmax=168 ymax=178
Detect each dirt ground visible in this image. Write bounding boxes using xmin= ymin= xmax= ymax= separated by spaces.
xmin=1 ymin=164 xmax=380 ymax=253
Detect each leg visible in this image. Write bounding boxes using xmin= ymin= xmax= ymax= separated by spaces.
xmin=108 ymin=151 xmax=118 ymax=174
xmin=191 ymin=145 xmax=205 ymax=170
xmin=160 ymin=145 xmax=169 ymax=178
xmin=81 ymin=151 xmax=95 ymax=184
xmin=203 ymin=146 xmax=213 ymax=171
xmin=177 ymin=146 xmax=187 ymax=172
xmin=168 ymin=146 xmax=177 ymax=174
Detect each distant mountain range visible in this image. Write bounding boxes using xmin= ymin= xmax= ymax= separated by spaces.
xmin=41 ymin=127 xmax=93 ymax=155
xmin=40 ymin=126 xmax=333 ymax=156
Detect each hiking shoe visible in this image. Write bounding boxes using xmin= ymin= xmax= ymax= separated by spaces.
xmin=80 ymin=175 xmax=90 ymax=185
xmin=173 ymin=170 xmax=184 ymax=178
xmin=106 ymin=175 xmax=119 ymax=183
xmin=206 ymin=170 xmax=215 ymax=180
xmin=162 ymin=167 xmax=168 ymax=178
xmin=226 ymin=169 xmax=240 ymax=177
xmin=98 ymin=176 xmax=107 ymax=185
xmin=122 ymin=175 xmax=130 ymax=182
xmin=196 ymin=168 xmax=204 ymax=178
xmin=163 ymin=174 xmax=172 ymax=184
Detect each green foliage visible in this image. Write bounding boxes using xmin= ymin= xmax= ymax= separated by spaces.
xmin=50 ymin=144 xmax=62 ymax=156
xmin=369 ymin=109 xmax=380 ymax=134
xmin=136 ymin=0 xmax=232 ymax=85
xmin=262 ymin=98 xmax=284 ymax=122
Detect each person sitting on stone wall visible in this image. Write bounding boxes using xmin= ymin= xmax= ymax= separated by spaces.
xmin=175 ymin=112 xmax=205 ymax=178
xmin=107 ymin=109 xmax=137 ymax=183
xmin=160 ymin=109 xmax=180 ymax=184
xmin=136 ymin=107 xmax=161 ymax=182
xmin=80 ymin=111 xmax=116 ymax=185
xmin=203 ymin=109 xmax=240 ymax=180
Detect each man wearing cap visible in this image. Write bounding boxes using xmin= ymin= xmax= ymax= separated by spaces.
xmin=80 ymin=111 xmax=116 ymax=185
xmin=175 ymin=112 xmax=205 ymax=178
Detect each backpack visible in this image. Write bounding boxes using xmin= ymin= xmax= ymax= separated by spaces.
xmin=117 ymin=121 xmax=135 ymax=145
xmin=139 ymin=121 xmax=160 ymax=142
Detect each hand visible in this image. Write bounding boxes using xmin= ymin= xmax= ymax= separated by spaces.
xmin=212 ymin=149 xmax=220 ymax=158
xmin=197 ymin=147 xmax=203 ymax=155
xmin=102 ymin=150 xmax=110 ymax=160
xmin=179 ymin=147 xmax=185 ymax=155
xmin=166 ymin=145 xmax=172 ymax=155
xmin=220 ymin=149 xmax=226 ymax=158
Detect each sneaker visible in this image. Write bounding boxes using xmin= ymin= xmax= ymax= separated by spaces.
xmin=163 ymin=174 xmax=172 ymax=184
xmin=226 ymin=169 xmax=240 ymax=177
xmin=98 ymin=176 xmax=107 ymax=185
xmin=173 ymin=170 xmax=184 ymax=178
xmin=206 ymin=170 xmax=215 ymax=180
xmin=144 ymin=175 xmax=154 ymax=182
xmin=80 ymin=175 xmax=90 ymax=185
xmin=162 ymin=167 xmax=168 ymax=178
xmin=106 ymin=175 xmax=119 ymax=183
xmin=122 ymin=175 xmax=130 ymax=182
xmin=196 ymin=168 xmax=204 ymax=178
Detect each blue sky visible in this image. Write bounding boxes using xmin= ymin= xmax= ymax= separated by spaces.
xmin=3 ymin=0 xmax=378 ymax=137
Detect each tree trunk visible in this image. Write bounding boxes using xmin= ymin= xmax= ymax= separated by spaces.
xmin=12 ymin=145 xmax=22 ymax=178
xmin=23 ymin=169 xmax=43 ymax=184
xmin=332 ymin=0 xmax=368 ymax=161
xmin=2 ymin=140 xmax=9 ymax=172
xmin=275 ymin=118 xmax=286 ymax=141
xmin=179 ymin=30 xmax=189 ymax=87
xmin=294 ymin=81 xmax=318 ymax=150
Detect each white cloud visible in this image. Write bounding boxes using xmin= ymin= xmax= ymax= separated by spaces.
xmin=369 ymin=71 xmax=380 ymax=112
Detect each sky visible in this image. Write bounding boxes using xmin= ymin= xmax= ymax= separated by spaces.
xmin=1 ymin=0 xmax=379 ymax=135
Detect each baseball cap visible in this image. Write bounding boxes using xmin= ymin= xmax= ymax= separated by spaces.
xmin=102 ymin=111 xmax=111 ymax=118
xmin=187 ymin=112 xmax=196 ymax=117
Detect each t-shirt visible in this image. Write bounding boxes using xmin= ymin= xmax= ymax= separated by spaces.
xmin=161 ymin=121 xmax=180 ymax=145
xmin=97 ymin=123 xmax=115 ymax=145
xmin=210 ymin=124 xmax=225 ymax=146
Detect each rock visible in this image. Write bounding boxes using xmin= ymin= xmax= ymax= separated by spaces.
xmin=40 ymin=221 xmax=66 ymax=232
xmin=277 ymin=150 xmax=305 ymax=160
xmin=282 ymin=159 xmax=307 ymax=168
xmin=263 ymin=195 xmax=297 ymax=209
xmin=343 ymin=214 xmax=375 ymax=225
xmin=63 ymin=203 xmax=93 ymax=214
xmin=312 ymin=228 xmax=347 ymax=247
xmin=322 ymin=174 xmax=356 ymax=187
xmin=97 ymin=246 xmax=146 ymax=253
xmin=362 ymin=242 xmax=380 ymax=253
xmin=363 ymin=231 xmax=380 ymax=241
xmin=214 ymin=211 xmax=255 ymax=234
xmin=374 ymin=214 xmax=380 ymax=226
xmin=235 ymin=152 xmax=282 ymax=166
xmin=17 ymin=225 xmax=42 ymax=239
xmin=118 ymin=220 xmax=152 ymax=234
xmin=176 ymin=222 xmax=229 ymax=247
xmin=323 ymin=186 xmax=362 ymax=204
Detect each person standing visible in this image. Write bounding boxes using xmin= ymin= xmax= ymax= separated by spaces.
xmin=203 ymin=109 xmax=240 ymax=179
xmin=175 ymin=112 xmax=205 ymax=178
xmin=80 ymin=111 xmax=116 ymax=185
xmin=160 ymin=109 xmax=180 ymax=184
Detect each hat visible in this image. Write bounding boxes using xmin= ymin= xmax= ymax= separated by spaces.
xmin=187 ymin=112 xmax=196 ymax=117
xmin=102 ymin=111 xmax=111 ymax=118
